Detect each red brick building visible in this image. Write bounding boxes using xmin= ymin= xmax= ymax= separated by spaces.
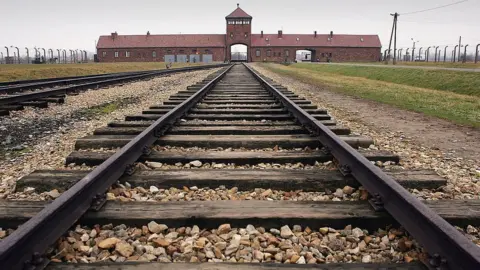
xmin=96 ymin=4 xmax=381 ymax=63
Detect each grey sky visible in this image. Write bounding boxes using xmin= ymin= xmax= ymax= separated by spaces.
xmin=1 ymin=0 xmax=479 ymax=55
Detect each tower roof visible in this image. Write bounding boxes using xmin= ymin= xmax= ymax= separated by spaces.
xmin=226 ymin=4 xmax=252 ymax=19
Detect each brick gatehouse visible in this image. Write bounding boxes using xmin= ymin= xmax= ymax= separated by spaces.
xmin=96 ymin=4 xmax=381 ymax=63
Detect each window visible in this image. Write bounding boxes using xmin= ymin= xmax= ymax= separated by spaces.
xmin=152 ymin=51 xmax=157 ymax=57
xmin=102 ymin=51 xmax=107 ymax=57
xmin=125 ymin=51 xmax=130 ymax=57
xmin=236 ymin=20 xmax=242 ymax=24
xmin=256 ymin=49 xmax=261 ymax=57
xmin=278 ymin=52 xmax=281 ymax=57
xmin=167 ymin=49 xmax=172 ymax=54
xmin=230 ymin=32 xmax=233 ymax=38
xmin=245 ymin=20 xmax=250 ymax=24
xmin=205 ymin=49 xmax=210 ymax=54
xmin=329 ymin=53 xmax=332 ymax=57
xmin=179 ymin=50 xmax=185 ymax=54
xmin=285 ymin=50 xmax=289 ymax=57
xmin=273 ymin=52 xmax=276 ymax=57
xmin=114 ymin=51 xmax=119 ymax=58
xmin=192 ymin=49 xmax=197 ymax=54
xmin=266 ymin=50 xmax=271 ymax=57
xmin=244 ymin=32 xmax=248 ymax=38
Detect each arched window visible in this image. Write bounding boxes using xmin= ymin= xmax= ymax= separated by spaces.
xmin=152 ymin=51 xmax=157 ymax=58
xmin=266 ymin=50 xmax=271 ymax=57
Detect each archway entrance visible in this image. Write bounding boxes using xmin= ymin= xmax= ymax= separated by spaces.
xmin=295 ymin=49 xmax=316 ymax=62
xmin=230 ymin=44 xmax=248 ymax=62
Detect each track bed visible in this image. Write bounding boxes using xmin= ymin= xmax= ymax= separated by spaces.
xmin=1 ymin=64 xmax=479 ymax=269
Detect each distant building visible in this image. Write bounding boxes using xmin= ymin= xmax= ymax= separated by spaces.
xmin=96 ymin=4 xmax=381 ymax=63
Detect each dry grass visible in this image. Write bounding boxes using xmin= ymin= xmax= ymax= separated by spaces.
xmin=293 ymin=63 xmax=480 ymax=97
xmin=260 ymin=63 xmax=480 ymax=128
xmin=348 ymin=61 xmax=480 ymax=69
xmin=0 ymin=62 xmax=203 ymax=82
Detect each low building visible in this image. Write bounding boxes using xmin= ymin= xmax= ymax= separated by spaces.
xmin=96 ymin=5 xmax=381 ymax=63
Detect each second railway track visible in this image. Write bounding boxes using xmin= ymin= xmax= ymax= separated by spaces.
xmin=0 ymin=63 xmax=479 ymax=269
xmin=0 ymin=64 xmax=226 ymax=116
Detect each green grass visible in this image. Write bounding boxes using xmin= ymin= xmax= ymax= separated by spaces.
xmin=292 ymin=63 xmax=480 ymax=97
xmin=349 ymin=61 xmax=480 ymax=69
xmin=79 ymin=102 xmax=121 ymax=118
xmin=0 ymin=62 xmax=202 ymax=82
xmin=258 ymin=63 xmax=480 ymax=128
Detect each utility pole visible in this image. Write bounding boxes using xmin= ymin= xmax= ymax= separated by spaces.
xmin=386 ymin=12 xmax=399 ymax=64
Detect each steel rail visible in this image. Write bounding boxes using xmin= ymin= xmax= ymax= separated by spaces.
xmin=0 ymin=71 xmax=155 ymax=96
xmin=0 ymin=64 xmax=219 ymax=87
xmin=0 ymin=70 xmax=153 ymax=90
xmin=0 ymin=65 xmax=223 ymax=94
xmin=0 ymin=64 xmax=233 ymax=269
xmin=0 ymin=64 xmax=228 ymax=106
xmin=243 ymin=63 xmax=480 ymax=270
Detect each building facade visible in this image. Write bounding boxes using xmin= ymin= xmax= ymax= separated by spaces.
xmin=96 ymin=5 xmax=381 ymax=63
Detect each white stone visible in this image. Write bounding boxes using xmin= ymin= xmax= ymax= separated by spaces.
xmin=362 ymin=255 xmax=371 ymax=263
xmin=190 ymin=160 xmax=202 ymax=167
xmin=147 ymin=221 xmax=168 ymax=233
xmin=145 ymin=161 xmax=163 ymax=169
xmin=280 ymin=225 xmax=293 ymax=238
xmin=296 ymin=256 xmax=306 ymax=264
xmin=352 ymin=228 xmax=364 ymax=238
xmin=80 ymin=233 xmax=89 ymax=242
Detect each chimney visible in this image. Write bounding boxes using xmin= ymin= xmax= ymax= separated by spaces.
xmin=147 ymin=31 xmax=150 ymax=36
xmin=111 ymin=32 xmax=118 ymax=39
xmin=261 ymin=31 xmax=263 ymax=38
xmin=314 ymin=31 xmax=317 ymax=38
xmin=278 ymin=30 xmax=283 ymax=38
xmin=330 ymin=31 xmax=333 ymax=38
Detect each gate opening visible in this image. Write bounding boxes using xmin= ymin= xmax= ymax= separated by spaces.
xmin=231 ymin=44 xmax=248 ymax=62
xmin=295 ymin=49 xmax=315 ymax=62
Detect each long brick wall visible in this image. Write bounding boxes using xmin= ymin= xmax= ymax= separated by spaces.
xmin=96 ymin=46 xmax=380 ymax=63
xmin=97 ymin=47 xmax=225 ymax=63
xmin=249 ymin=47 xmax=381 ymax=62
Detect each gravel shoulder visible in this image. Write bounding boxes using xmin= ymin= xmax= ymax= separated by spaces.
xmin=251 ymin=63 xmax=479 ymax=200
xmin=0 ymin=68 xmax=219 ymax=196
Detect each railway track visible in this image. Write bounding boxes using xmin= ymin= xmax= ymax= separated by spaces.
xmin=0 ymin=63 xmax=479 ymax=269
xmin=0 ymin=65 xmax=226 ymax=116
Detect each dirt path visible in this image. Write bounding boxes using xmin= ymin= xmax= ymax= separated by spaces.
xmin=308 ymin=87 xmax=480 ymax=161
xmin=252 ymin=63 xmax=479 ymax=162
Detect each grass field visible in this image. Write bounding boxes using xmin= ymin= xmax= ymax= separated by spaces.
xmin=259 ymin=63 xmax=480 ymax=128
xmin=0 ymin=62 xmax=202 ymax=82
xmin=292 ymin=63 xmax=480 ymax=97
xmin=353 ymin=61 xmax=480 ymax=69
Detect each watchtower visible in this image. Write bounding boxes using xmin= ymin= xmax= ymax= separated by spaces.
xmin=225 ymin=4 xmax=252 ymax=61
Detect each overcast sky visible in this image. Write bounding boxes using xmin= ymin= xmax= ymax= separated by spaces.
xmin=1 ymin=0 xmax=479 ymax=56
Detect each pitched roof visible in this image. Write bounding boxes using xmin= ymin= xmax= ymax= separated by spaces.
xmin=251 ymin=34 xmax=381 ymax=48
xmin=226 ymin=6 xmax=252 ymax=18
xmin=97 ymin=34 xmax=226 ymax=49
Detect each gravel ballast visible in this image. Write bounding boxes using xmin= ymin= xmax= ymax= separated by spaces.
xmin=0 ymin=68 xmax=220 ymax=197
xmin=48 ymin=223 xmax=422 ymax=264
